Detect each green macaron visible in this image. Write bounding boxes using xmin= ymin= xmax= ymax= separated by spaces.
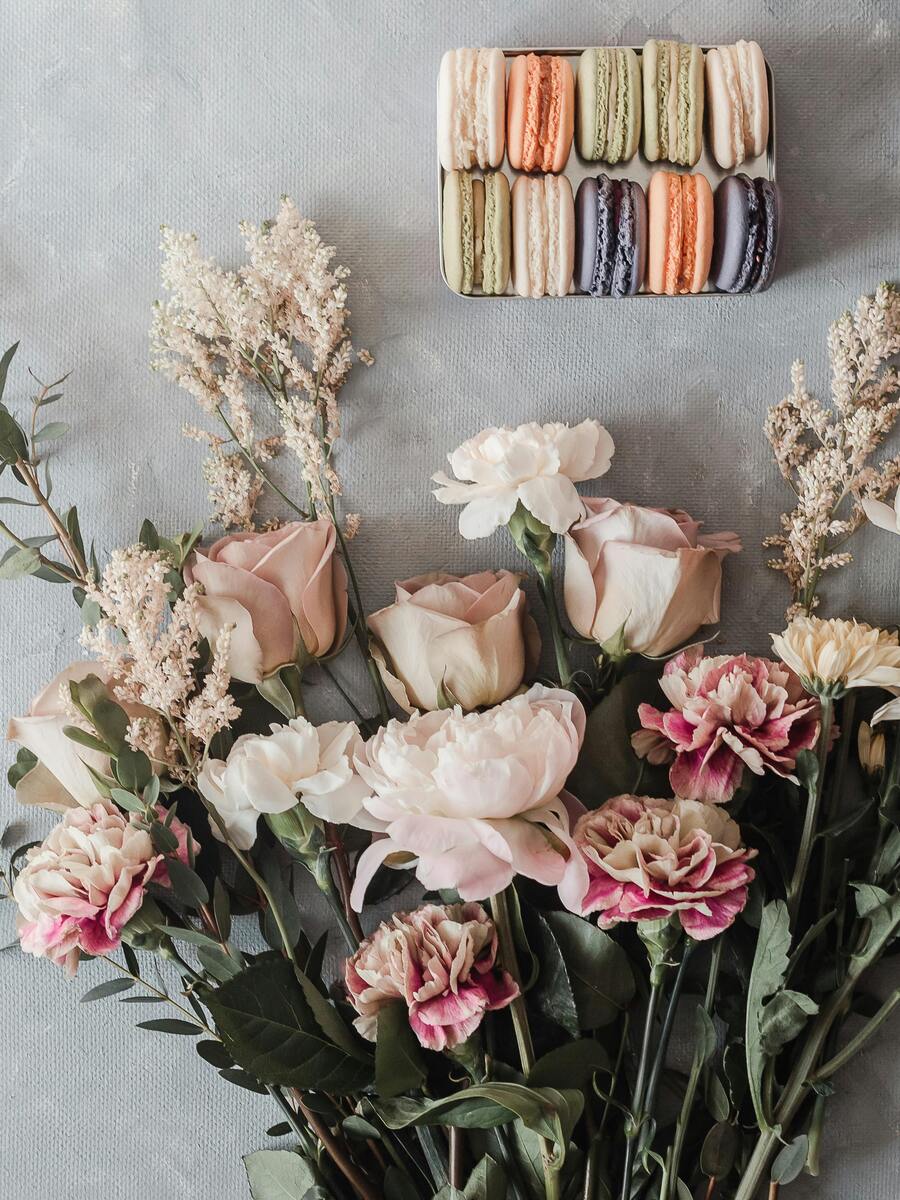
xmin=642 ymin=40 xmax=704 ymax=167
xmin=442 ymin=170 xmax=510 ymax=295
xmin=576 ymin=47 xmax=641 ymax=163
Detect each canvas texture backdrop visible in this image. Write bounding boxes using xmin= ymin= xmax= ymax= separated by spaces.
xmin=0 ymin=1 xmax=898 ymax=1197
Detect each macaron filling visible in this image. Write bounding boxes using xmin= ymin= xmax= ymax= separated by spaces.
xmin=590 ymin=176 xmax=616 ymax=297
xmin=664 ymin=173 xmax=683 ymax=295
xmin=677 ymin=176 xmax=698 ymax=294
xmin=522 ymin=54 xmax=564 ymax=172
xmin=733 ymin=175 xmax=762 ymax=293
xmin=609 ymin=49 xmax=629 ymax=163
xmin=656 ymin=42 xmax=671 ymax=159
xmin=592 ymin=49 xmax=611 ymax=159
xmin=676 ymin=46 xmax=692 ymax=166
xmin=611 ymin=181 xmax=637 ymax=298
xmin=458 ymin=172 xmax=475 ymax=294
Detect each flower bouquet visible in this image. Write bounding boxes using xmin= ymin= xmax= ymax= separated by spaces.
xmin=2 ymin=200 xmax=899 ymax=1200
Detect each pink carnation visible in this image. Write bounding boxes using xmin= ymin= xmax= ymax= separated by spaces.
xmin=572 ymin=795 xmax=756 ymax=939
xmin=344 ymin=902 xmax=519 ymax=1051
xmin=13 ymin=801 xmax=194 ymax=976
xmin=633 ymin=649 xmax=822 ymax=804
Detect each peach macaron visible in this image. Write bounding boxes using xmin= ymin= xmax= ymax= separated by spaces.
xmin=507 ymin=53 xmax=575 ymax=173
xmin=647 ymin=171 xmax=713 ymax=295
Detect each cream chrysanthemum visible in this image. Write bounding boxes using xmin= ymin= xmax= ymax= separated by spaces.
xmin=771 ymin=616 xmax=900 ymax=697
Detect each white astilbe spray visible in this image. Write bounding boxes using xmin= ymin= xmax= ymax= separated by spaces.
xmin=80 ymin=546 xmax=238 ymax=767
xmin=764 ymin=283 xmax=900 ymax=616
xmin=151 ymin=196 xmax=369 ymax=523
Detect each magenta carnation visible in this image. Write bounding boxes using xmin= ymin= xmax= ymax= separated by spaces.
xmin=633 ymin=649 xmax=822 ymax=804
xmin=572 ymin=795 xmax=756 ymax=940
xmin=344 ymin=902 xmax=519 ymax=1051
xmin=13 ymin=801 xmax=195 ymax=976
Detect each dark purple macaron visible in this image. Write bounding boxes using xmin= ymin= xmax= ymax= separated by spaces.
xmin=575 ymin=175 xmax=647 ymax=298
xmin=712 ymin=175 xmax=782 ymax=293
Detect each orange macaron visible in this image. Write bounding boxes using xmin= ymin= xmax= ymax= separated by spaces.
xmin=506 ymin=53 xmax=574 ymax=173
xmin=647 ymin=171 xmax=713 ymax=295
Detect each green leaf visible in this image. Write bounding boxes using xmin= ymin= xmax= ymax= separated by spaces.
xmin=385 ymin=1166 xmax=421 ymax=1200
xmin=529 ymin=912 xmax=580 ymax=1037
xmin=139 ymin=519 xmax=160 ymax=551
xmin=197 ymin=945 xmax=242 ymax=983
xmin=63 ymin=724 xmax=111 ymax=754
xmin=461 ymin=1156 xmax=506 ymax=1200
xmin=90 ymin=698 xmax=129 ymax=753
xmin=342 ymin=1115 xmax=381 ymax=1141
xmin=213 ymin=877 xmax=231 ymax=942
xmin=80 ymin=977 xmax=135 ymax=1002
xmin=243 ymin=1149 xmax=320 ymax=1200
xmin=770 ymin=1135 xmax=809 ymax=1185
xmin=745 ymin=900 xmax=791 ymax=1132
xmin=7 ymin=746 xmax=38 ymax=788
xmin=196 ymin=1039 xmax=234 ymax=1070
xmin=220 ymin=1067 xmax=269 ymax=1094
xmin=165 ymin=857 xmax=210 ymax=908
xmin=115 ymin=747 xmax=153 ymax=792
xmin=0 ymin=342 xmax=19 ymax=402
xmin=527 ymin=1038 xmax=610 ymax=1089
xmin=136 ymin=1018 xmax=200 ymax=1035
xmin=693 ymin=1005 xmax=718 ymax=1065
xmin=110 ymin=788 xmax=145 ymax=814
xmin=0 ymin=546 xmax=40 ymax=579
xmin=543 ymin=911 xmax=634 ymax=1028
xmin=759 ymin=989 xmax=819 ymax=1056
xmin=159 ymin=925 xmax=221 ymax=950
xmin=376 ymin=1002 xmax=426 ymax=1098
xmin=35 ymin=391 xmax=63 ymax=408
xmin=257 ymin=673 xmax=299 ymax=719
xmin=150 ymin=819 xmax=180 ymax=854
xmin=700 ymin=1122 xmax=739 ymax=1179
xmin=33 ymin=421 xmax=68 ymax=443
xmin=204 ymin=956 xmax=373 ymax=1094
xmin=374 ymin=1083 xmax=583 ymax=1170
xmin=704 ymin=1072 xmax=730 ymax=1123
xmin=794 ymin=749 xmax=819 ymax=793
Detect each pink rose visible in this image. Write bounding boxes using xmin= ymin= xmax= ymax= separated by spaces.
xmin=13 ymin=801 xmax=192 ymax=976
xmin=349 ymin=684 xmax=588 ymax=910
xmin=634 ymin=649 xmax=822 ymax=804
xmin=572 ymin=795 xmax=756 ymax=939
xmin=189 ymin=520 xmax=348 ymax=683
xmin=563 ymin=498 xmax=741 ymax=656
xmin=368 ymin=570 xmax=540 ymax=712
xmin=7 ymin=662 xmax=160 ymax=811
xmin=344 ymin=902 xmax=518 ymax=1050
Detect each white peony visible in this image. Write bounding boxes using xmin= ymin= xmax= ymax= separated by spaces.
xmin=432 ymin=420 xmax=615 ymax=539
xmin=197 ymin=717 xmax=369 ymax=849
xmin=349 ymin=684 xmax=589 ymax=910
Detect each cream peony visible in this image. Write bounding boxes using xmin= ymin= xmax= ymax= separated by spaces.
xmin=197 ymin=717 xmax=369 ymax=849
xmin=349 ymin=684 xmax=588 ymax=909
xmin=189 ymin=520 xmax=348 ymax=684
xmin=433 ymin=420 xmax=615 ymax=539
xmin=862 ymin=489 xmax=900 ymax=535
xmin=344 ymin=902 xmax=518 ymax=1050
xmin=7 ymin=662 xmax=158 ymax=811
xmin=771 ymin=616 xmax=900 ymax=697
xmin=564 ymin=498 xmax=741 ymax=656
xmin=571 ymin=795 xmax=756 ymax=939
xmin=14 ymin=802 xmax=165 ymax=975
xmin=368 ymin=570 xmax=540 ymax=712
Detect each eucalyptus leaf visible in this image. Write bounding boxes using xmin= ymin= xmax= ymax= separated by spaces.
xmin=80 ymin=977 xmax=135 ymax=1002
xmin=759 ymin=989 xmax=818 ymax=1056
xmin=90 ymin=698 xmax=129 ymax=754
xmin=114 ymin=747 xmax=153 ymax=792
xmin=165 ymin=857 xmax=210 ymax=908
xmin=63 ymin=725 xmax=111 ymax=754
xmin=0 ymin=342 xmax=19 ymax=403
xmin=243 ymin=1149 xmax=320 ymax=1200
xmin=110 ymin=788 xmax=145 ymax=814
xmin=693 ymin=1004 xmax=718 ymax=1065
xmin=33 ymin=421 xmax=68 ymax=443
xmin=257 ymin=673 xmax=299 ymax=719
xmin=150 ymin=820 xmax=180 ymax=855
xmin=700 ymin=1122 xmax=739 ymax=1179
xmin=705 ymin=1072 xmax=730 ymax=1123
xmin=136 ymin=1018 xmax=200 ymax=1035
xmin=0 ymin=546 xmax=40 ymax=579
xmin=770 ymin=1135 xmax=809 ymax=1185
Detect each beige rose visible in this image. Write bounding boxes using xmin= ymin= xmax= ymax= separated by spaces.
xmin=368 ymin=570 xmax=540 ymax=712
xmin=563 ymin=498 xmax=741 ymax=656
xmin=190 ymin=520 xmax=348 ymax=683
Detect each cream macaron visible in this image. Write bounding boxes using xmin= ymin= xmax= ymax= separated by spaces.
xmin=705 ymin=41 xmax=769 ymax=169
xmin=512 ymin=174 xmax=575 ymax=298
xmin=438 ymin=48 xmax=507 ymax=171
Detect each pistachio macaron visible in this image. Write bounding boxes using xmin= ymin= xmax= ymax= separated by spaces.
xmin=576 ymin=47 xmax=642 ymax=163
xmin=642 ymin=40 xmax=705 ymax=167
xmin=442 ymin=170 xmax=511 ymax=295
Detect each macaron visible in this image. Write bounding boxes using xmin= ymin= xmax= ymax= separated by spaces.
xmin=575 ymin=175 xmax=647 ymax=297
xmin=711 ymin=174 xmax=781 ymax=293
xmin=512 ymin=174 xmax=575 ymax=298
xmin=575 ymin=47 xmax=642 ymax=163
xmin=642 ymin=40 xmax=705 ymax=167
xmin=647 ymin=171 xmax=714 ymax=295
xmin=706 ymin=41 xmax=769 ymax=169
xmin=442 ymin=170 xmax=511 ymax=295
xmin=438 ymin=48 xmax=506 ymax=171
xmin=507 ymin=53 xmax=575 ymax=173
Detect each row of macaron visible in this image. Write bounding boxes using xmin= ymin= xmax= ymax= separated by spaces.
xmin=438 ymin=42 xmax=769 ymax=174
xmin=442 ymin=169 xmax=781 ymax=298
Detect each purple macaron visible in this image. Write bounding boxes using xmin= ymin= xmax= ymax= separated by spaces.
xmin=711 ymin=175 xmax=782 ymax=293
xmin=576 ymin=175 xmax=647 ymax=298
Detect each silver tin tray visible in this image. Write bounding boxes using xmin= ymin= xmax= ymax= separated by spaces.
xmin=437 ymin=46 xmax=777 ymax=299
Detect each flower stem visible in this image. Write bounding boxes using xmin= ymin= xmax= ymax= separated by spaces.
xmin=787 ymin=697 xmax=834 ymax=925
xmin=99 ymin=954 xmax=216 ymax=1036
xmin=663 ymin=940 xmax=722 ymax=1200
xmin=214 ymin=404 xmax=309 ymax=519
xmin=619 ymin=978 xmax=664 ymax=1200
xmin=490 ymin=887 xmax=560 ymax=1200
xmin=536 ymin=564 xmax=574 ymax=688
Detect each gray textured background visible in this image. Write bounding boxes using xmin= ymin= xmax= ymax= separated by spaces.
xmin=0 ymin=1 xmax=898 ymax=1197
